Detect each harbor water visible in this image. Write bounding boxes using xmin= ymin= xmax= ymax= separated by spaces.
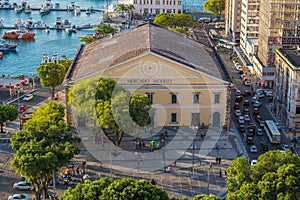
xmin=0 ymin=0 xmax=115 ymax=76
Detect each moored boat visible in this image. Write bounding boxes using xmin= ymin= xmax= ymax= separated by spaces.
xmin=14 ymin=5 xmax=23 ymax=14
xmin=2 ymin=29 xmax=35 ymax=39
xmin=0 ymin=39 xmax=17 ymax=51
xmin=68 ymin=1 xmax=75 ymax=11
xmin=40 ymin=6 xmax=50 ymax=15
xmin=74 ymin=6 xmax=80 ymax=15
xmin=24 ymin=5 xmax=31 ymax=13
xmin=41 ymin=54 xmax=51 ymax=64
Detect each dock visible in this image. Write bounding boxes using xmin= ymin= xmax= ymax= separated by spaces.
xmin=0 ymin=24 xmax=95 ymax=30
xmin=0 ymin=7 xmax=106 ymax=12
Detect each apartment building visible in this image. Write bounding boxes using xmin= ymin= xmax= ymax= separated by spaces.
xmin=257 ymin=0 xmax=300 ymax=88
xmin=133 ymin=0 xmax=182 ymax=15
xmin=274 ymin=48 xmax=300 ymax=137
xmin=225 ymin=0 xmax=242 ymax=43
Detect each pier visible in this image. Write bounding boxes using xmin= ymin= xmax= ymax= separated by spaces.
xmin=0 ymin=7 xmax=106 ymax=12
xmin=0 ymin=24 xmax=95 ymax=30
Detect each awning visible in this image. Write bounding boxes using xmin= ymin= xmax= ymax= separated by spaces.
xmin=0 ymin=78 xmax=27 ymax=89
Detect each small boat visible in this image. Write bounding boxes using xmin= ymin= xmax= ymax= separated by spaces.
xmin=20 ymin=0 xmax=28 ymax=8
xmin=51 ymin=54 xmax=58 ymax=63
xmin=65 ymin=27 xmax=72 ymax=35
xmin=24 ymin=5 xmax=31 ymax=13
xmin=85 ymin=8 xmax=91 ymax=15
xmin=63 ymin=19 xmax=72 ymax=28
xmin=54 ymin=2 xmax=59 ymax=8
xmin=34 ymin=20 xmax=46 ymax=28
xmin=25 ymin=17 xmax=33 ymax=28
xmin=42 ymin=0 xmax=53 ymax=8
xmin=68 ymin=1 xmax=75 ymax=11
xmin=0 ymin=0 xmax=13 ymax=8
xmin=41 ymin=54 xmax=51 ymax=64
xmin=40 ymin=6 xmax=50 ymax=15
xmin=0 ymin=52 xmax=3 ymax=59
xmin=54 ymin=17 xmax=63 ymax=29
xmin=2 ymin=29 xmax=35 ymax=39
xmin=45 ymin=27 xmax=50 ymax=33
xmin=15 ymin=19 xmax=25 ymax=29
xmin=14 ymin=5 xmax=23 ymax=14
xmin=74 ymin=6 xmax=80 ymax=15
xmin=0 ymin=18 xmax=4 ymax=28
xmin=0 ymin=39 xmax=17 ymax=51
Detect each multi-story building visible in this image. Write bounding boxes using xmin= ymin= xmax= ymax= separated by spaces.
xmin=66 ymin=23 xmax=229 ymax=130
xmin=182 ymin=0 xmax=206 ymax=11
xmin=257 ymin=0 xmax=300 ymax=88
xmin=239 ymin=0 xmax=260 ymax=73
xmin=274 ymin=48 xmax=300 ymax=137
xmin=225 ymin=0 xmax=242 ymax=43
xmin=133 ymin=0 xmax=182 ymax=15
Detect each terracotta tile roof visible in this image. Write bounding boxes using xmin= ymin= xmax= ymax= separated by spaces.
xmin=70 ymin=23 xmax=226 ymax=81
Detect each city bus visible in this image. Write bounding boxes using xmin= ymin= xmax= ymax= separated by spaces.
xmin=209 ymin=29 xmax=218 ymax=40
xmin=217 ymin=39 xmax=238 ymax=50
xmin=264 ymin=120 xmax=281 ymax=144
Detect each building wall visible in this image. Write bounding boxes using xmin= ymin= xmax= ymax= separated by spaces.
xmin=133 ymin=0 xmax=182 ymax=15
xmin=275 ymin=49 xmax=300 ymax=138
xmin=258 ymin=0 xmax=300 ymax=67
xmin=226 ymin=0 xmax=242 ymax=42
xmin=102 ymin=53 xmax=228 ymax=128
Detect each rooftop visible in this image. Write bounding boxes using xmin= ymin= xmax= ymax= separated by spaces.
xmin=68 ymin=23 xmax=227 ymax=81
xmin=279 ymin=48 xmax=300 ymax=68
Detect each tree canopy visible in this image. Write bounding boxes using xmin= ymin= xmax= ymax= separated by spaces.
xmin=60 ymin=178 xmax=169 ymax=200
xmin=226 ymin=151 xmax=300 ymax=200
xmin=37 ymin=60 xmax=70 ymax=99
xmin=203 ymin=0 xmax=225 ymax=18
xmin=153 ymin=13 xmax=196 ymax=30
xmin=0 ymin=104 xmax=18 ymax=133
xmin=193 ymin=194 xmax=220 ymax=200
xmin=11 ymin=102 xmax=80 ymax=200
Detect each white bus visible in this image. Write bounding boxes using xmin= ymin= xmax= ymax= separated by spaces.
xmin=217 ymin=39 xmax=238 ymax=50
xmin=264 ymin=120 xmax=281 ymax=144
xmin=209 ymin=29 xmax=218 ymax=40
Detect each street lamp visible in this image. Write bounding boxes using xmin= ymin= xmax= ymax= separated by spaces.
xmin=135 ymin=151 xmax=142 ymax=172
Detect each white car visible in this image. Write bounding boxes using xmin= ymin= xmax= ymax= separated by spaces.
xmin=250 ymin=145 xmax=258 ymax=153
xmin=8 ymin=194 xmax=30 ymax=200
xmin=260 ymin=121 xmax=265 ymax=127
xmin=13 ymin=182 xmax=34 ymax=190
xmin=244 ymin=81 xmax=251 ymax=87
xmin=235 ymin=110 xmax=241 ymax=117
xmin=236 ymin=90 xmax=241 ymax=96
xmin=23 ymin=94 xmax=33 ymax=101
xmin=238 ymin=116 xmax=245 ymax=124
xmin=253 ymin=101 xmax=262 ymax=108
xmin=250 ymin=159 xmax=258 ymax=166
xmin=265 ymin=90 xmax=273 ymax=97
xmin=251 ymin=96 xmax=258 ymax=103
xmin=281 ymin=144 xmax=289 ymax=151
xmin=244 ymin=114 xmax=250 ymax=122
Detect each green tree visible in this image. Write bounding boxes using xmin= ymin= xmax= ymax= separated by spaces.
xmin=194 ymin=194 xmax=220 ymax=200
xmin=94 ymin=23 xmax=117 ymax=38
xmin=116 ymin=4 xmax=135 ymax=18
xmin=226 ymin=151 xmax=300 ymax=200
xmin=79 ymin=35 xmax=96 ymax=44
xmin=94 ymin=78 xmax=151 ymax=146
xmin=11 ymin=102 xmax=80 ymax=200
xmin=153 ymin=13 xmax=196 ymax=32
xmin=0 ymin=104 xmax=18 ymax=133
xmin=203 ymin=0 xmax=225 ymax=18
xmin=37 ymin=62 xmax=68 ymax=99
xmin=60 ymin=178 xmax=170 ymax=200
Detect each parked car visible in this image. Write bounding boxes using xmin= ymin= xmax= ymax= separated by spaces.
xmin=235 ymin=110 xmax=241 ymax=117
xmin=247 ymin=126 xmax=255 ymax=137
xmin=281 ymin=144 xmax=289 ymax=151
xmin=257 ymin=128 xmax=263 ymax=136
xmin=243 ymin=99 xmax=250 ymax=106
xmin=250 ymin=145 xmax=258 ymax=153
xmin=236 ymin=90 xmax=241 ymax=96
xmin=256 ymin=89 xmax=264 ymax=94
xmin=260 ymin=121 xmax=265 ymax=127
xmin=240 ymin=74 xmax=246 ymax=79
xmin=251 ymin=96 xmax=258 ymax=103
xmin=8 ymin=194 xmax=30 ymax=200
xmin=253 ymin=101 xmax=262 ymax=108
xmin=239 ymin=125 xmax=245 ymax=132
xmin=251 ymin=159 xmax=258 ymax=166
xmin=234 ymin=102 xmax=240 ymax=110
xmin=243 ymin=90 xmax=251 ymax=96
xmin=244 ymin=114 xmax=250 ymax=122
xmin=265 ymin=90 xmax=273 ymax=97
xmin=235 ymin=95 xmax=243 ymax=103
xmin=13 ymin=181 xmax=34 ymax=190
xmin=244 ymin=81 xmax=251 ymax=87
xmin=247 ymin=136 xmax=254 ymax=145
xmin=238 ymin=116 xmax=245 ymax=124
xmin=23 ymin=94 xmax=33 ymax=101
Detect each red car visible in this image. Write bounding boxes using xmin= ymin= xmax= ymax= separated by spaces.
xmin=18 ymin=105 xmax=27 ymax=113
xmin=234 ymin=103 xmax=240 ymax=110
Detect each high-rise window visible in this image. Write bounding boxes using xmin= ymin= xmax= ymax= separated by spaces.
xmin=214 ymin=93 xmax=220 ymax=104
xmin=171 ymin=93 xmax=177 ymax=104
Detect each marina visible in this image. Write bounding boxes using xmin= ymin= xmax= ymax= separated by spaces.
xmin=0 ymin=0 xmax=115 ymax=76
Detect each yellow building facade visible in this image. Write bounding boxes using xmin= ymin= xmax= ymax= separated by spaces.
xmin=66 ymin=23 xmax=229 ymax=129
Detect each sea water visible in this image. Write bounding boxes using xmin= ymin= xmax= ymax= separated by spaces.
xmin=0 ymin=0 xmax=114 ymax=76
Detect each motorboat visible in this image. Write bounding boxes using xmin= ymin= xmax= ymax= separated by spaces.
xmin=42 ymin=0 xmax=53 ymax=8
xmin=20 ymin=0 xmax=28 ymax=8
xmin=2 ymin=29 xmax=35 ymax=39
xmin=54 ymin=2 xmax=59 ymax=8
xmin=68 ymin=1 xmax=75 ymax=11
xmin=34 ymin=21 xmax=47 ymax=29
xmin=74 ymin=6 xmax=80 ymax=15
xmin=15 ymin=19 xmax=25 ymax=29
xmin=54 ymin=17 xmax=63 ymax=29
xmin=45 ymin=27 xmax=50 ymax=34
xmin=51 ymin=54 xmax=58 ymax=63
xmin=0 ymin=39 xmax=17 ymax=51
xmin=85 ymin=8 xmax=91 ymax=15
xmin=41 ymin=54 xmax=51 ymax=64
xmin=24 ymin=5 xmax=31 ymax=13
xmin=65 ymin=27 xmax=72 ymax=35
xmin=14 ymin=5 xmax=23 ymax=13
xmin=0 ymin=0 xmax=13 ymax=8
xmin=63 ymin=19 xmax=72 ymax=28
xmin=25 ymin=17 xmax=33 ymax=28
xmin=40 ymin=6 xmax=50 ymax=15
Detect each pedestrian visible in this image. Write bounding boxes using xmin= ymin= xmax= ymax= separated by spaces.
xmin=216 ymin=157 xmax=218 ymax=163
xmin=219 ymin=157 xmax=222 ymax=164
xmin=151 ymin=178 xmax=156 ymax=185
xmin=219 ymin=169 xmax=222 ymax=177
xmin=173 ymin=160 xmax=177 ymax=166
xmin=225 ymin=170 xmax=227 ymax=176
